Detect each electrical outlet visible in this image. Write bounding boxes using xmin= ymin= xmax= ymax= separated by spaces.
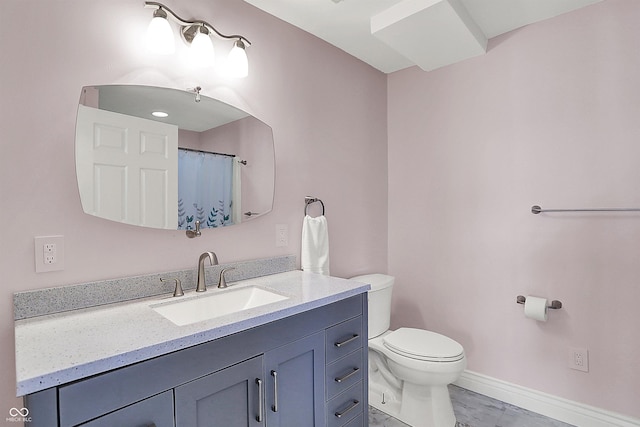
xmin=35 ymin=236 xmax=65 ymax=273
xmin=569 ymin=347 xmax=589 ymax=372
xmin=43 ymin=243 xmax=57 ymax=265
xmin=275 ymin=224 xmax=288 ymax=247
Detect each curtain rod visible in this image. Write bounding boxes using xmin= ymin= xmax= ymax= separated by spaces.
xmin=178 ymin=147 xmax=235 ymax=158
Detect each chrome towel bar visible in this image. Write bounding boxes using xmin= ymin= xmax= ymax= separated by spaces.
xmin=532 ymin=205 xmax=640 ymax=214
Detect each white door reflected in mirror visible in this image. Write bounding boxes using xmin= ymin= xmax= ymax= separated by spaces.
xmin=75 ymin=105 xmax=179 ymax=229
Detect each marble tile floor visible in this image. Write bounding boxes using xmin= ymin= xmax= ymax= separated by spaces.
xmin=368 ymin=385 xmax=575 ymax=427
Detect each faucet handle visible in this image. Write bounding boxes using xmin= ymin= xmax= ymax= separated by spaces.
xmin=218 ymin=267 xmax=236 ymax=289
xmin=160 ymin=277 xmax=184 ymax=297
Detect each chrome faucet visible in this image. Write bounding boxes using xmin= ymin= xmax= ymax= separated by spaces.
xmin=196 ymin=251 xmax=218 ymax=292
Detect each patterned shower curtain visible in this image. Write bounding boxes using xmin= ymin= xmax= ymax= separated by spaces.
xmin=178 ymin=149 xmax=234 ymax=230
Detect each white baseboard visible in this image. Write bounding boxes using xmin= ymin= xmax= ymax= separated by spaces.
xmin=454 ymin=370 xmax=640 ymax=427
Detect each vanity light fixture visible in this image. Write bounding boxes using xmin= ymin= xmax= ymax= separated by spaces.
xmin=189 ymin=25 xmax=215 ymax=68
xmin=144 ymin=1 xmax=251 ymax=78
xmin=227 ymin=40 xmax=249 ymax=78
xmin=146 ymin=6 xmax=175 ymax=54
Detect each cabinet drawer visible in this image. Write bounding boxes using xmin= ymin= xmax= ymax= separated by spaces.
xmin=326 ymin=349 xmax=363 ymax=400
xmin=78 ymin=391 xmax=174 ymax=427
xmin=326 ymin=382 xmax=363 ymax=427
xmin=326 ymin=317 xmax=363 ymax=364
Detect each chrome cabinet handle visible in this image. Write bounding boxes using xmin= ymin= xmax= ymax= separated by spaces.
xmin=334 ymin=334 xmax=359 ymax=348
xmin=335 ymin=367 xmax=360 ymax=383
xmin=256 ymin=378 xmax=263 ymax=422
xmin=271 ymin=370 xmax=278 ymax=412
xmin=335 ymin=400 xmax=359 ymax=418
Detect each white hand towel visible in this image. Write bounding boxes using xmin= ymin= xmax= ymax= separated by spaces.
xmin=301 ymin=215 xmax=330 ymax=275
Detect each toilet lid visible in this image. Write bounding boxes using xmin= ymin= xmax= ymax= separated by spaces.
xmin=383 ymin=328 xmax=464 ymax=362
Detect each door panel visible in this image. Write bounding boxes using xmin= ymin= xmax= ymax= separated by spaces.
xmin=264 ymin=332 xmax=325 ymax=427
xmin=175 ymin=356 xmax=263 ymax=427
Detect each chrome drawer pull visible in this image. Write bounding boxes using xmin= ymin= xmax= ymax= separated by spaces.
xmin=335 ymin=400 xmax=359 ymax=418
xmin=271 ymin=370 xmax=278 ymax=412
xmin=256 ymin=378 xmax=263 ymax=422
xmin=334 ymin=334 xmax=359 ymax=348
xmin=335 ymin=367 xmax=360 ymax=383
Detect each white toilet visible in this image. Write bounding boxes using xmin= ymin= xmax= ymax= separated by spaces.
xmin=350 ymin=274 xmax=466 ymax=427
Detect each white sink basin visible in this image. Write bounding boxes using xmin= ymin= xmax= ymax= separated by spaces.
xmin=151 ymin=286 xmax=289 ymax=326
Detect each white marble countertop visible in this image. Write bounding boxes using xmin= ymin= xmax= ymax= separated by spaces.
xmin=15 ymin=271 xmax=369 ymax=396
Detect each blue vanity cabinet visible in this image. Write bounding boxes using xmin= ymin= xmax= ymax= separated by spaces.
xmin=22 ymin=293 xmax=368 ymax=427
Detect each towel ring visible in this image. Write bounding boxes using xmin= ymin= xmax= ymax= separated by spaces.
xmin=304 ymin=197 xmax=325 ymax=216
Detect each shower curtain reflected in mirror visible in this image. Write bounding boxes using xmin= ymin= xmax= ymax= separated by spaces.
xmin=178 ymin=149 xmax=235 ymax=230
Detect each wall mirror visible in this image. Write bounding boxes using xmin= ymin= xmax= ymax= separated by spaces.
xmin=75 ymin=85 xmax=274 ymax=231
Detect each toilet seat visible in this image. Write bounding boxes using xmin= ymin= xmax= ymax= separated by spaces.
xmin=383 ymin=328 xmax=464 ymax=362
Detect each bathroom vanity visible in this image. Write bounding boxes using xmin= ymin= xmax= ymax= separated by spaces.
xmin=15 ymin=269 xmax=369 ymax=427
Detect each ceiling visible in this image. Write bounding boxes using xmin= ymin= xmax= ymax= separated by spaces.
xmin=243 ymin=0 xmax=602 ymax=73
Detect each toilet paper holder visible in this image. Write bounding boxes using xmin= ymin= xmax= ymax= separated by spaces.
xmin=516 ymin=295 xmax=562 ymax=309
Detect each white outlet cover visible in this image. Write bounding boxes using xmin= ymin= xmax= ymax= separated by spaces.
xmin=35 ymin=235 xmax=65 ymax=273
xmin=275 ymin=224 xmax=288 ymax=247
xmin=569 ymin=347 xmax=589 ymax=372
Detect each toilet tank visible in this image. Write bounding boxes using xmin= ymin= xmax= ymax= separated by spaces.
xmin=350 ymin=274 xmax=394 ymax=338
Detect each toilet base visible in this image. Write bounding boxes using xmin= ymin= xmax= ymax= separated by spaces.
xmin=369 ymin=381 xmax=457 ymax=427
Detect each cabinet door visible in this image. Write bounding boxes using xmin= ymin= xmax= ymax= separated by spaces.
xmin=264 ymin=332 xmax=325 ymax=427
xmin=175 ymin=356 xmax=263 ymax=427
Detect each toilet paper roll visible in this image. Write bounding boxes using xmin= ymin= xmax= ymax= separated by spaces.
xmin=524 ymin=296 xmax=548 ymax=322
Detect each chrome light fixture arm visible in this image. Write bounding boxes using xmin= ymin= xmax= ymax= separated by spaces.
xmin=144 ymin=1 xmax=251 ymax=46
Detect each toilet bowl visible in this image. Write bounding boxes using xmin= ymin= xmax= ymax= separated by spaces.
xmin=351 ymin=274 xmax=466 ymax=427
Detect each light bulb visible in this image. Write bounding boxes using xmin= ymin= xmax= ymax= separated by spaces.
xmin=189 ymin=26 xmax=215 ymax=68
xmin=146 ymin=8 xmax=175 ymax=55
xmin=227 ymin=40 xmax=248 ymax=78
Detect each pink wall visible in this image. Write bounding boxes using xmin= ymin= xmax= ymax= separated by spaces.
xmin=388 ymin=0 xmax=640 ymax=418
xmin=0 ymin=0 xmax=387 ymax=413
xmin=6 ymin=0 xmax=636 ymax=421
